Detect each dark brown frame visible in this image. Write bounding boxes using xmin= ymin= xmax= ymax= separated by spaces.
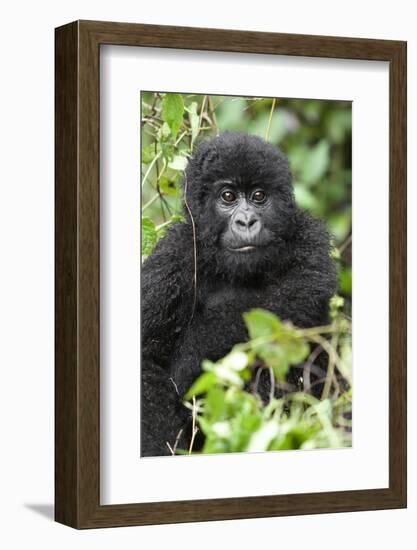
xmin=55 ymin=20 xmax=407 ymax=529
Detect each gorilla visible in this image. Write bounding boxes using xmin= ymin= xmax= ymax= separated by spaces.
xmin=141 ymin=132 xmax=337 ymax=457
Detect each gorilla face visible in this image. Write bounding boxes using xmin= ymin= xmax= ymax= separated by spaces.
xmin=215 ymin=180 xmax=275 ymax=252
xmin=184 ymin=132 xmax=297 ymax=278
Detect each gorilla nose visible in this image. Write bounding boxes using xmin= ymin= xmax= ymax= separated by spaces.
xmin=233 ymin=212 xmax=260 ymax=234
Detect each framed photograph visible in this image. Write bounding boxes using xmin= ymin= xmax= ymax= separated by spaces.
xmin=55 ymin=20 xmax=407 ymax=528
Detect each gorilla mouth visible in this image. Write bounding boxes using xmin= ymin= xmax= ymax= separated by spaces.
xmin=228 ymin=245 xmax=257 ymax=253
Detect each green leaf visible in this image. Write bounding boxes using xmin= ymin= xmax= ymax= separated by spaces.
xmin=187 ymin=101 xmax=200 ymax=145
xmin=285 ymin=339 xmax=310 ymax=365
xmin=141 ymin=217 xmax=157 ymax=256
xmin=257 ymin=339 xmax=309 ymax=381
xmin=294 ymin=182 xmax=320 ymax=212
xmin=211 ymin=421 xmax=232 ymax=439
xmin=185 ymin=371 xmax=217 ymax=399
xmin=141 ymin=144 xmax=155 ymax=165
xmin=159 ymin=176 xmax=179 ymax=196
xmin=221 ymin=350 xmax=249 ymax=371
xmin=205 ymin=387 xmax=227 ymax=420
xmin=301 ymin=140 xmax=330 ymax=185
xmin=243 ymin=309 xmax=309 ymax=380
xmin=246 ymin=420 xmax=279 ymax=452
xmin=158 ymin=122 xmax=171 ymax=140
xmin=162 ymin=94 xmax=184 ymax=139
xmin=339 ymin=267 xmax=352 ymax=295
xmin=212 ymin=363 xmax=243 ymax=387
xmin=168 ymin=155 xmax=188 ymax=171
xmin=160 ymin=142 xmax=174 ymax=162
xmin=244 ymin=308 xmax=283 ymax=340
xmin=257 ymin=344 xmax=289 ymax=380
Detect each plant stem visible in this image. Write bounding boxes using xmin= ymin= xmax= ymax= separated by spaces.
xmin=320 ymin=333 xmax=339 ymax=400
xmin=142 ymin=193 xmax=160 ymax=211
xmin=208 ymin=96 xmax=219 ymax=135
xmin=155 ymin=219 xmax=173 ymax=232
xmin=198 ymin=96 xmax=207 ymax=134
xmin=141 ymin=151 xmax=162 ymax=188
xmin=188 ymin=397 xmax=198 ymax=454
xmin=265 ymin=98 xmax=277 ymax=141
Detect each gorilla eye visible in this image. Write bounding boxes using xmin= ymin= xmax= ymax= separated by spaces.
xmin=252 ymin=190 xmax=266 ymax=203
xmin=221 ymin=190 xmax=237 ymax=203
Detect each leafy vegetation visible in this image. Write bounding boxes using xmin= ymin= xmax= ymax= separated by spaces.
xmin=178 ymin=301 xmax=351 ymax=455
xmin=141 ymin=91 xmax=352 ymax=453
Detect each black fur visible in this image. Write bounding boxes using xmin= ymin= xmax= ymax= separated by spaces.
xmin=141 ymin=132 xmax=337 ymax=457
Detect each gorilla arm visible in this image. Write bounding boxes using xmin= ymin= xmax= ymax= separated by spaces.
xmin=270 ymin=265 xmax=337 ymax=329
xmin=142 ymin=223 xmax=194 ymax=363
xmin=275 ymin=210 xmax=338 ymax=328
xmin=141 ymin=223 xmax=194 ymax=456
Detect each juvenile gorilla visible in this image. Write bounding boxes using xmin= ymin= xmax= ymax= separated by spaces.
xmin=141 ymin=132 xmax=337 ymax=457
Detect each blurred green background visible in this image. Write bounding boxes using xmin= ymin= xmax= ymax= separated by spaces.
xmin=141 ymin=92 xmax=352 ymax=307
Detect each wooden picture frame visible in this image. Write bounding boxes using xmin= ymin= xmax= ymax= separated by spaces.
xmin=55 ymin=20 xmax=407 ymax=528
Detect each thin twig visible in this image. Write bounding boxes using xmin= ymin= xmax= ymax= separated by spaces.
xmin=141 ymin=151 xmax=162 ymax=188
xmin=141 ymin=117 xmax=160 ymax=130
xmin=274 ymin=381 xmax=298 ymax=394
xmin=169 ymin=377 xmax=180 ymax=396
xmin=173 ymin=429 xmax=183 ymax=454
xmin=156 ymin=219 xmax=173 ymax=232
xmin=265 ymin=98 xmax=276 ymax=141
xmin=173 ymin=428 xmax=183 ymax=454
xmin=183 ymin=173 xmax=198 ymax=323
xmin=188 ymin=397 xmax=198 ymax=454
xmin=198 ymin=96 xmax=207 ymax=134
xmin=268 ymin=368 xmax=275 ymax=404
xmin=338 ymin=234 xmax=352 ymax=255
xmin=142 ymin=193 xmax=160 ymax=211
xmin=166 ymin=428 xmax=184 ymax=456
xmin=154 ymin=142 xmax=168 ymax=222
xmin=303 ymin=345 xmax=324 ymax=394
xmin=142 ymin=127 xmax=187 ymax=191
xmin=253 ymin=365 xmax=263 ymax=394
xmin=320 ymin=333 xmax=339 ymax=400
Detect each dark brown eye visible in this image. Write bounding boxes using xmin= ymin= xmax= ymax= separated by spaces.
xmin=222 ymin=190 xmax=237 ymax=203
xmin=252 ymin=190 xmax=266 ymax=203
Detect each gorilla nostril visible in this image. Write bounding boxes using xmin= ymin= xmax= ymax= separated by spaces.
xmin=236 ymin=218 xmax=247 ymax=228
xmin=234 ymin=216 xmax=259 ymax=232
